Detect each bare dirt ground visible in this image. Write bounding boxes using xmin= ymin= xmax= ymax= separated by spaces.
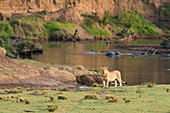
xmin=0 ymin=56 xmax=98 ymax=89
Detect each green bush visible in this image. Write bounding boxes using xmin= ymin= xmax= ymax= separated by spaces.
xmin=115 ymin=10 xmax=159 ymax=35
xmin=102 ymin=11 xmax=112 ymax=25
xmin=0 ymin=21 xmax=14 ymax=37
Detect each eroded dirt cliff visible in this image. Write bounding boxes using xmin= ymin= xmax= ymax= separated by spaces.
xmin=0 ymin=0 xmax=169 ymax=26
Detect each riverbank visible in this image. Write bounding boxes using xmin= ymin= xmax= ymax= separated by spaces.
xmin=0 ymin=84 xmax=169 ymax=113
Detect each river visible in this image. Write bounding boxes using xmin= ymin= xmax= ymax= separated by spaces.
xmin=32 ymin=40 xmax=170 ymax=85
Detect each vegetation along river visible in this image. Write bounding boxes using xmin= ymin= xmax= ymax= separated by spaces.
xmin=32 ymin=40 xmax=170 ymax=85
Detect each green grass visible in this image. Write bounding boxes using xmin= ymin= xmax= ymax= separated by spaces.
xmin=0 ymin=85 xmax=169 ymax=113
xmin=44 ymin=21 xmax=76 ymax=33
xmin=82 ymin=22 xmax=111 ymax=37
xmin=115 ymin=10 xmax=159 ymax=35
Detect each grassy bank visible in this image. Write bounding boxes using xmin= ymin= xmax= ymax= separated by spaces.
xmin=81 ymin=10 xmax=159 ymax=38
xmin=0 ymin=84 xmax=169 ymax=113
xmin=10 ymin=15 xmax=47 ymax=38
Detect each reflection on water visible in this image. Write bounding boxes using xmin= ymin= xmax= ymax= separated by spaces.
xmin=32 ymin=40 xmax=170 ymax=85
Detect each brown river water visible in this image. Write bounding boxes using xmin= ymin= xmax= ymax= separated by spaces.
xmin=32 ymin=40 xmax=170 ymax=85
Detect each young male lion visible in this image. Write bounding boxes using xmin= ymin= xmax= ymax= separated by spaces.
xmin=101 ymin=66 xmax=126 ymax=88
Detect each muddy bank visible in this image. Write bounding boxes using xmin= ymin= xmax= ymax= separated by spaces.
xmin=111 ymin=44 xmax=170 ymax=54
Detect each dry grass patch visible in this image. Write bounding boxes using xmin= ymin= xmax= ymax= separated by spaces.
xmin=108 ymin=97 xmax=118 ymax=103
xmin=84 ymin=93 xmax=100 ymax=100
xmin=105 ymin=95 xmax=115 ymax=100
xmin=58 ymin=95 xmax=68 ymax=100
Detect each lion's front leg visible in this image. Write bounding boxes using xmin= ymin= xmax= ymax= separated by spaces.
xmin=103 ymin=80 xmax=106 ymax=88
xmin=106 ymin=80 xmax=109 ymax=88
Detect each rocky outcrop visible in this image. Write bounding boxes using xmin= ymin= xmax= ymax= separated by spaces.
xmin=0 ymin=0 xmax=169 ymax=25
xmin=0 ymin=57 xmax=100 ymax=89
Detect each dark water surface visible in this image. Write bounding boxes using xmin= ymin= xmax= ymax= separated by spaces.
xmin=32 ymin=40 xmax=170 ymax=85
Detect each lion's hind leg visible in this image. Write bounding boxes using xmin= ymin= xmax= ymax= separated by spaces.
xmin=114 ymin=80 xmax=118 ymax=87
xmin=117 ymin=78 xmax=122 ymax=86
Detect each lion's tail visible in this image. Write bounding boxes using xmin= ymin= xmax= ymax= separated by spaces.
xmin=122 ymin=81 xmax=127 ymax=84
